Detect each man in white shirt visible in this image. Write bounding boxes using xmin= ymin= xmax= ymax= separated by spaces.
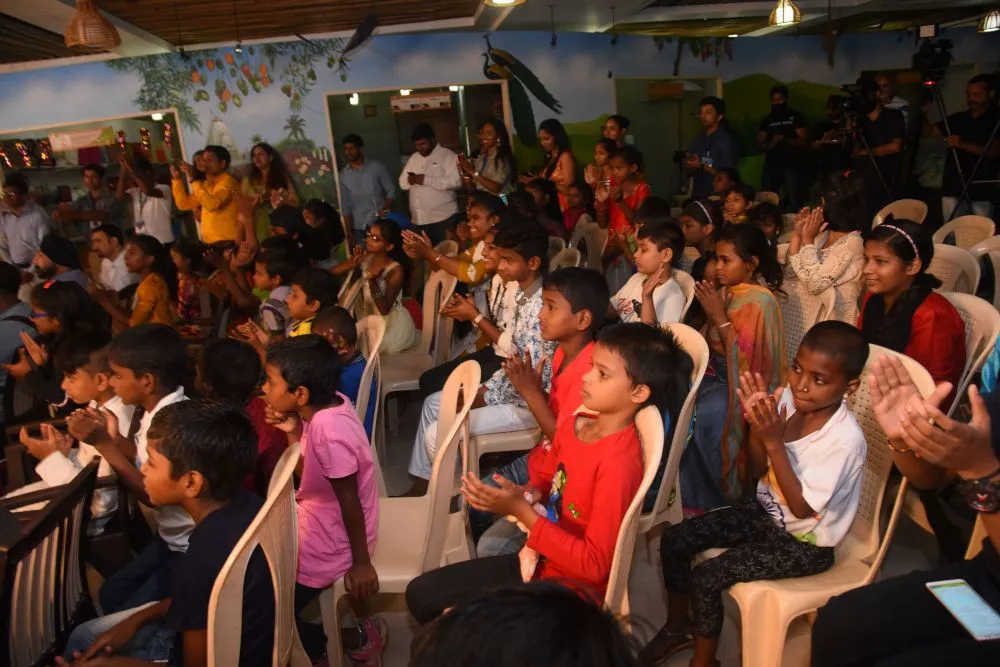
xmin=116 ymin=155 xmax=174 ymax=245
xmin=91 ymin=224 xmax=138 ymax=292
xmin=399 ymin=123 xmax=463 ymax=245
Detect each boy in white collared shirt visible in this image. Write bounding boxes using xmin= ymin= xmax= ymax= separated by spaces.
xmin=10 ymin=331 xmax=133 ymax=537
xmin=66 ymin=324 xmax=190 ymax=614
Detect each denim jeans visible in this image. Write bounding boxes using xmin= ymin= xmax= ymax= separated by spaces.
xmin=470 ymin=454 xmax=532 ymax=558
xmin=64 ymin=602 xmax=174 ymax=661
xmin=98 ymin=536 xmax=177 ymax=614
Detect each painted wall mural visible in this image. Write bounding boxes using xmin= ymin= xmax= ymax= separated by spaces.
xmin=1 ymin=29 xmax=997 ymax=200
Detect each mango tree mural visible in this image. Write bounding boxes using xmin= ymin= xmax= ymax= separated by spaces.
xmin=652 ymin=36 xmax=735 ymax=77
xmin=483 ymin=35 xmax=561 ymax=147
xmin=106 ymin=38 xmax=350 ymax=131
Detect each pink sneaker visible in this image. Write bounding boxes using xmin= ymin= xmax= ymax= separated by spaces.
xmin=347 ymin=617 xmax=389 ymax=667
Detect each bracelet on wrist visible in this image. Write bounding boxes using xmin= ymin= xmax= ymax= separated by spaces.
xmin=887 ymin=440 xmax=916 ymax=455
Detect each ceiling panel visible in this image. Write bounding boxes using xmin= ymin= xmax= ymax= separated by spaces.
xmin=95 ymin=0 xmax=482 ymax=46
xmin=0 ymin=12 xmax=80 ymax=64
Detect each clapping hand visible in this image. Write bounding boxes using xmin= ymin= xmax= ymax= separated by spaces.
xmin=737 ymin=371 xmax=787 ymax=447
xmin=19 ymin=330 xmax=48 ymax=367
xmin=799 ymin=207 xmax=827 ymax=247
xmin=20 ymin=423 xmax=72 ymax=461
xmin=440 ymin=293 xmax=478 ymax=322
xmin=503 ymin=350 xmax=547 ymax=399
xmin=235 ymin=320 xmax=270 ymax=348
xmin=868 ymin=355 xmax=931 ymax=443
xmin=460 ymin=472 xmax=530 ymax=516
xmin=694 ymin=280 xmax=728 ymax=328
xmin=896 ymin=384 xmax=997 ymax=480
xmin=66 ymin=407 xmax=116 ymax=448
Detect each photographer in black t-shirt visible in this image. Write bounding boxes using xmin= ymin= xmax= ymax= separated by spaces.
xmin=757 ymin=85 xmax=809 ymax=211
xmin=813 ymin=94 xmax=851 ymax=178
xmin=923 ymin=73 xmax=1000 ymax=221
xmin=849 ymin=76 xmax=905 ymax=220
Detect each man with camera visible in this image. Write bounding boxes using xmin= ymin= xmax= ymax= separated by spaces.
xmin=924 ymin=74 xmax=1000 ymax=220
xmin=757 ymin=85 xmax=809 ymax=211
xmin=849 ymin=76 xmax=906 ymax=216
xmin=684 ymin=96 xmax=739 ymax=199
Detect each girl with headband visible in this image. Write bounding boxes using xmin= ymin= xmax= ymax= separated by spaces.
xmin=859 ymin=215 xmax=965 ymax=403
xmin=677 ymin=198 xmax=723 ymax=272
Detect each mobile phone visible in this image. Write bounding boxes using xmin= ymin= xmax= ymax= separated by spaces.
xmin=926 ymin=578 xmax=1000 ymax=641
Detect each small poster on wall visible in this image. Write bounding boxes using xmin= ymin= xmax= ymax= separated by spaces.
xmin=390 ymin=92 xmax=452 ymax=113
xmin=48 ymin=126 xmax=116 ymax=151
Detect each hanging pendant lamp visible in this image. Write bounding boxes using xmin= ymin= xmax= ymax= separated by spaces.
xmin=769 ymin=0 xmax=802 ymax=27
xmin=979 ymin=9 xmax=1000 ymax=34
xmin=65 ymin=0 xmax=121 ymax=52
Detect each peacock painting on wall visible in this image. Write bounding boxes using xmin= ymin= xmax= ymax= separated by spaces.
xmin=482 ymin=35 xmax=561 ymax=147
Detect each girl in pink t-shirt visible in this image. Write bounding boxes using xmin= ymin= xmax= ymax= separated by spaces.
xmin=262 ymin=336 xmax=384 ymax=665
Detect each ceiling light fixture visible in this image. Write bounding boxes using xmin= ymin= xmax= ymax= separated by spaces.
xmin=768 ymin=0 xmax=801 ymax=27
xmin=448 ymin=85 xmax=459 ymax=92
xmin=231 ymin=0 xmax=243 ymax=55
xmin=349 ymin=93 xmax=359 ymax=106
xmin=979 ymin=9 xmax=1000 ymax=33
xmin=400 ymin=89 xmax=412 ymax=96
xmin=728 ymin=33 xmax=739 ymax=38
xmin=151 ymin=112 xmax=164 ymax=121
xmin=483 ymin=0 xmax=527 ymax=7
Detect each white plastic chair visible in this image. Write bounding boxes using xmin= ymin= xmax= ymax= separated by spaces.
xmin=932 ymin=215 xmax=995 ymax=249
xmin=207 ymin=445 xmax=309 ymax=667
xmin=574 ymin=223 xmax=608 ymax=271
xmin=318 ymin=361 xmax=480 ymax=667
xmin=636 ymin=323 xmax=710 ymax=564
xmin=713 ymin=345 xmax=934 ymax=667
xmin=929 ymin=244 xmax=980 ymax=294
xmin=548 ymin=236 xmax=567 ymax=261
xmin=604 ymin=405 xmax=665 ymax=626
xmin=550 ymin=247 xmax=581 ymax=270
xmin=756 ymin=191 xmax=780 ymax=206
xmin=355 ymin=316 xmax=388 ymax=495
xmin=379 ymin=270 xmax=457 ymax=437
xmin=778 ymin=283 xmax=837 ymax=366
xmin=338 ymin=277 xmax=364 ymax=316
xmin=938 ymin=292 xmax=1000 ymax=417
xmin=970 ymin=235 xmax=1000 ymax=309
xmin=776 ymin=242 xmax=789 ymax=265
xmin=872 ymin=199 xmax=928 ymax=227
xmin=672 ymin=270 xmax=696 ymax=320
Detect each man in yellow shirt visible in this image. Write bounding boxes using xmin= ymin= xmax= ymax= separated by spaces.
xmin=170 ymin=145 xmax=244 ymax=244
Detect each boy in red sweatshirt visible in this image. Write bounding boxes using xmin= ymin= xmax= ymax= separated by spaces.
xmin=405 ymin=322 xmax=692 ymax=622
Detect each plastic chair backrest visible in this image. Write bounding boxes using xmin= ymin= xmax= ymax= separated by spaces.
xmin=929 ymin=244 xmax=980 ymax=294
xmin=354 ymin=316 xmax=386 ymax=425
xmin=872 ymin=199 xmax=928 ymax=227
xmin=568 ymin=220 xmax=588 ymax=250
xmin=208 ymin=444 xmax=301 ymax=667
xmin=434 ymin=240 xmax=459 ymax=258
xmin=339 ymin=277 xmax=364 ymax=314
xmin=778 ymin=283 xmax=837 ymax=366
xmin=421 ymin=360 xmax=480 ymax=573
xmin=844 ymin=345 xmax=934 ymax=569
xmin=548 ymin=236 xmax=567 ymax=261
xmin=932 ymin=215 xmax=995 ymax=249
xmin=776 ymin=242 xmax=789 ymax=264
xmin=938 ymin=292 xmax=1000 ymax=415
xmin=969 ymin=237 xmax=1000 ymax=309
xmin=582 ymin=224 xmax=609 ymax=270
xmin=638 ymin=323 xmax=710 ymax=533
xmin=756 ymin=191 xmax=780 ymax=206
xmin=605 ymin=405 xmax=664 ymax=616
xmin=550 ymin=248 xmax=581 ymax=271
xmin=418 ymin=270 xmax=458 ymax=360
xmin=2 ymin=462 xmax=98 ymax=667
xmin=672 ymin=270 xmax=696 ymax=320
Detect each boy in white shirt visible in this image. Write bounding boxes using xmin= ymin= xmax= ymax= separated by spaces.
xmin=11 ymin=331 xmax=134 ymax=536
xmin=609 ymin=219 xmax=687 ymax=325
xmin=66 ymin=324 xmax=190 ymax=614
xmin=640 ymin=321 xmax=869 ymax=667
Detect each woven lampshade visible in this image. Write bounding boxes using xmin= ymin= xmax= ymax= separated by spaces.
xmin=768 ymin=0 xmax=801 ymax=27
xmin=65 ymin=0 xmax=121 ymax=52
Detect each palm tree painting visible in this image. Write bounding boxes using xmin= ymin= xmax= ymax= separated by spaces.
xmin=284 ymin=115 xmax=307 ymax=142
xmin=482 ymin=36 xmax=561 ymax=147
xmin=250 ymin=133 xmax=264 ymax=144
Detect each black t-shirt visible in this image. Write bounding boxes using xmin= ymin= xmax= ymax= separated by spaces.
xmin=813 ymin=119 xmax=850 ymax=174
xmin=939 ymin=108 xmax=1000 ymax=200
xmin=167 ymin=491 xmax=274 ymax=667
xmin=759 ymin=107 xmax=808 ymax=166
xmin=854 ymin=108 xmax=906 ymax=188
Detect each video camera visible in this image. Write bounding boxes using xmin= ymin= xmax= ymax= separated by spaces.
xmin=912 ymin=38 xmax=954 ymax=86
xmin=839 ymin=78 xmax=879 ymax=117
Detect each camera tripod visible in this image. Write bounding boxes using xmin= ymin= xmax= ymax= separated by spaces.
xmin=927 ymin=83 xmax=1000 ymax=223
xmin=847 ymin=113 xmax=893 ymax=200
